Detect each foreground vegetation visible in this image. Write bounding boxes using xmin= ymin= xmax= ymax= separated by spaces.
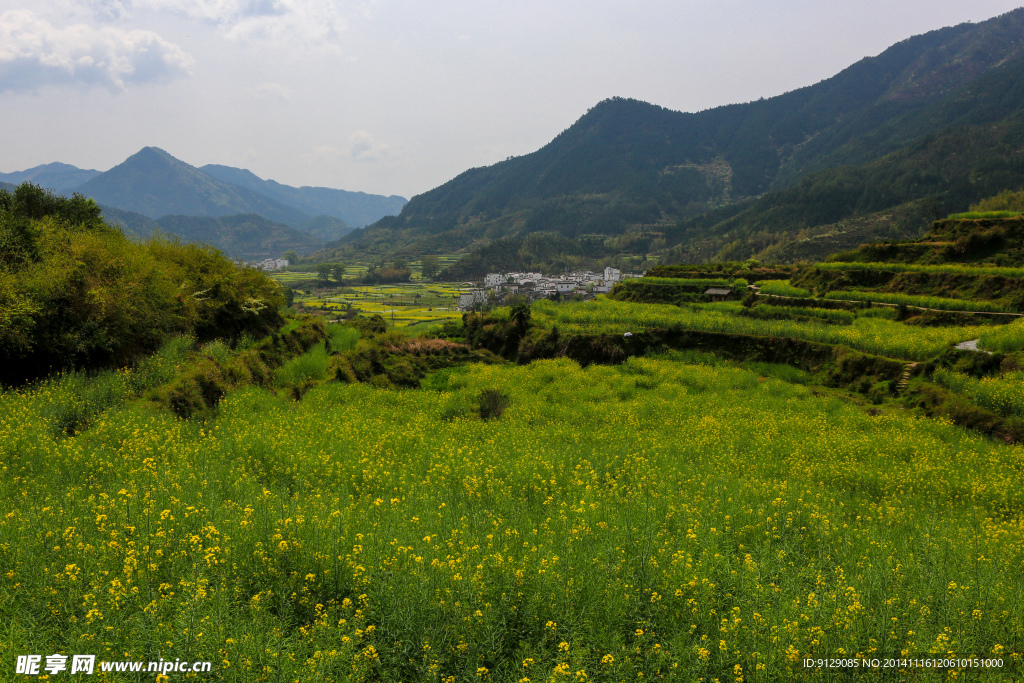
xmin=6 ymin=183 xmax=1024 ymax=682
xmin=2 ymin=352 xmax=1022 ymax=681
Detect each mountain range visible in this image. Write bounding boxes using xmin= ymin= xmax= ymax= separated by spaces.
xmin=8 ymin=8 xmax=1024 ymax=269
xmin=1 ymin=148 xmax=407 ymax=259
xmin=339 ymin=7 xmax=1024 ymax=271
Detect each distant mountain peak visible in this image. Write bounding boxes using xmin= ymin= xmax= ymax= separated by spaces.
xmin=74 ymin=148 xmax=312 ymax=226
xmin=0 ymin=161 xmax=101 ymax=192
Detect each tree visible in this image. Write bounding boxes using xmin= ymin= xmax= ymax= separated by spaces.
xmin=421 ymin=255 xmax=441 ymax=280
xmin=315 ymin=263 xmax=331 ymax=283
xmin=331 ymin=262 xmax=345 ymax=282
xmin=510 ymin=303 xmax=531 ymax=334
xmin=282 ymin=249 xmax=299 ymax=264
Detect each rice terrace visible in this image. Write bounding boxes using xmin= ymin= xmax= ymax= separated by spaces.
xmin=7 ymin=6 xmax=1024 ymax=682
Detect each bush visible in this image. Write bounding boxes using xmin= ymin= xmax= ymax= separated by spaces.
xmin=0 ymin=184 xmax=284 ymax=384
xmin=477 ymin=388 xmax=511 ymax=420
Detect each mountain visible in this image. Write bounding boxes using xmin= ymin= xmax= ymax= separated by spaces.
xmin=300 ymin=214 xmax=354 ymax=242
xmin=99 ymin=203 xmax=324 ymax=259
xmin=662 ymin=68 xmax=1024 ymax=264
xmin=344 ymin=8 xmax=1024 ymax=262
xmin=154 ymin=214 xmax=323 ymax=260
xmin=74 ymin=147 xmax=312 ymax=227
xmin=0 ymin=162 xmax=101 ymax=192
xmin=200 ymin=164 xmax=406 ymax=228
xmin=99 ymin=204 xmax=160 ymax=238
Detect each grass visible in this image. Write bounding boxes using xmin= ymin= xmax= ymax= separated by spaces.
xmin=933 ymin=368 xmax=1024 ymax=418
xmin=815 ymin=261 xmax=1024 ymax=278
xmin=0 ymin=335 xmax=193 ymax=437
xmin=979 ymin=318 xmax=1024 ymax=353
xmin=946 ymin=211 xmax=1024 ymax=220
xmin=822 ymin=290 xmax=1014 ymax=313
xmin=3 ymin=357 xmax=1024 ymax=681
xmin=530 ymin=298 xmax=987 ymax=361
xmin=756 ymin=280 xmax=811 ymax=298
xmin=274 ymin=343 xmax=330 ymax=387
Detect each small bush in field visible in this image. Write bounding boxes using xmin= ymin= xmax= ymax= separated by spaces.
xmin=477 ymin=388 xmax=510 ymax=420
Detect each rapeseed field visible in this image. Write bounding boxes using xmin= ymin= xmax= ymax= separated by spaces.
xmin=2 ymin=355 xmax=1022 ymax=681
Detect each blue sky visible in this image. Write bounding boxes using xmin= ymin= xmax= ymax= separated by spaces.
xmin=2 ymin=0 xmax=1022 ymax=198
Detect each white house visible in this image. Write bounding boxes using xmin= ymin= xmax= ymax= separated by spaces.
xmin=603 ymin=267 xmax=621 ymax=282
xmin=457 ymin=289 xmax=489 ymax=311
xmin=554 ymin=280 xmax=576 ymax=293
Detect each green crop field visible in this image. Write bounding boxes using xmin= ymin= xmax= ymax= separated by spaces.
xmin=530 ymin=298 xmax=988 ymax=361
xmin=2 ymin=351 xmax=1022 ymax=681
xmin=287 ymin=282 xmax=473 ymax=329
xmin=755 ymin=280 xmax=811 ymax=298
xmin=815 ymin=262 xmax=1024 ymax=278
xmin=821 ymin=290 xmax=1015 ymax=313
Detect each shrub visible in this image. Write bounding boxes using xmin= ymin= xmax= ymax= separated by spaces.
xmin=477 ymin=388 xmax=511 ymax=420
xmin=0 ymin=184 xmax=284 ymax=384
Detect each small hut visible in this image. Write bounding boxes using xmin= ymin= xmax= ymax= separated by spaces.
xmin=704 ymin=287 xmax=736 ymax=302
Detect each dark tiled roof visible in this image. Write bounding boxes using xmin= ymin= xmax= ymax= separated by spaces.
xmin=705 ymin=288 xmax=733 ymax=296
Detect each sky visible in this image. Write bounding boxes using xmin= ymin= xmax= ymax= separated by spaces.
xmin=2 ymin=1 xmax=1023 ymax=199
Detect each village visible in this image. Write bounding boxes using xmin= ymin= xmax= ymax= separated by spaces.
xmin=457 ymin=267 xmax=645 ymax=310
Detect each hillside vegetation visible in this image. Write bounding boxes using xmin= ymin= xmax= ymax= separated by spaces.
xmin=336 ymin=9 xmax=1024 ymax=269
xmin=5 ymin=185 xmax=1024 ymax=679
xmin=0 ymin=183 xmax=284 ymax=384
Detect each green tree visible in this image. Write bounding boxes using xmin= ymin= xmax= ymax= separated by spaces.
xmin=421 ymin=255 xmax=441 ymax=280
xmin=331 ymin=262 xmax=346 ymax=282
xmin=315 ymin=263 xmax=331 ymax=283
xmin=282 ymin=249 xmax=299 ymax=264
xmin=510 ymin=302 xmax=531 ymax=334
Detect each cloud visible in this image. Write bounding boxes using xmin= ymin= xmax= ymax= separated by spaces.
xmin=252 ymin=81 xmax=292 ymax=103
xmin=0 ymin=9 xmax=193 ymax=92
xmin=302 ymin=144 xmax=341 ymax=164
xmin=137 ymin=0 xmax=349 ymax=48
xmin=349 ymin=130 xmax=389 ymax=162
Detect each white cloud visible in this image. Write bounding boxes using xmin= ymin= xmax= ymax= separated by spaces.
xmin=0 ymin=9 xmax=193 ymax=91
xmin=302 ymin=144 xmax=341 ymax=164
xmin=349 ymin=130 xmax=389 ymax=162
xmin=137 ymin=0 xmax=349 ymax=47
xmin=252 ymin=81 xmax=292 ymax=103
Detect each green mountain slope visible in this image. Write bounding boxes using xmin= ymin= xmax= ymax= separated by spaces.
xmin=98 ymin=204 xmax=160 ymax=238
xmin=100 ymin=204 xmax=330 ymax=259
xmin=665 ymin=111 xmax=1024 ymax=264
xmin=200 ymin=164 xmax=406 ymax=228
xmin=344 ymin=8 xmax=1024 ymax=257
xmin=155 ymin=214 xmax=323 ymax=260
xmin=74 ymin=148 xmax=312 ymax=227
xmin=300 ymin=214 xmax=354 ymax=242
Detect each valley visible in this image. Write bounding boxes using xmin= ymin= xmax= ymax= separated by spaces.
xmin=5 ymin=7 xmax=1024 ymax=682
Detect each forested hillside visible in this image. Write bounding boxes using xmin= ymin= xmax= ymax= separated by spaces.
xmin=665 ymin=109 xmax=1024 ymax=263
xmin=341 ymin=8 xmax=1024 ymax=267
xmin=0 ymin=184 xmax=284 ymax=384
